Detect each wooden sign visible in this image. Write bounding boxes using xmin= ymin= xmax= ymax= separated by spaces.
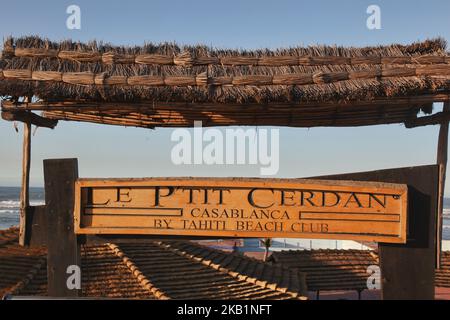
xmin=74 ymin=178 xmax=408 ymax=243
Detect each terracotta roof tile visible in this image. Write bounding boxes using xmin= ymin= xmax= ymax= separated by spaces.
xmin=0 ymin=227 xmax=46 ymax=297
xmin=163 ymin=241 xmax=307 ymax=299
xmin=436 ymin=252 xmax=450 ymax=288
xmin=269 ymin=249 xmax=378 ymax=292
xmin=1 ymin=228 xmax=307 ymax=299
xmin=14 ymin=244 xmax=156 ymax=299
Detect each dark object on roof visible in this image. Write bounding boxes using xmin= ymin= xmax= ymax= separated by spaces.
xmin=0 ymin=227 xmax=307 ymax=299
xmin=1 ymin=36 xmax=450 ymax=129
xmin=268 ymin=249 xmax=379 ymax=292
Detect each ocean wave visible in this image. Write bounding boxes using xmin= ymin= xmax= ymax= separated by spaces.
xmin=0 ymin=209 xmax=19 ymax=215
xmin=0 ymin=200 xmax=20 ymax=208
xmin=0 ymin=200 xmax=45 ymax=208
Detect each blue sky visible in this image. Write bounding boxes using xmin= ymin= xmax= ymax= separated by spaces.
xmin=0 ymin=0 xmax=449 ymax=193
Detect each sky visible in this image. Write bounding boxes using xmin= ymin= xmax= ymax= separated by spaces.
xmin=0 ymin=0 xmax=449 ymax=193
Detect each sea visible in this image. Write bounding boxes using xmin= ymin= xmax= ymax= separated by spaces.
xmin=1 ymin=186 xmax=450 ymax=240
xmin=0 ymin=187 xmax=45 ymax=229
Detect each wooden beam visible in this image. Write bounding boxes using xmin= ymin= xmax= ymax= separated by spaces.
xmin=436 ymin=102 xmax=450 ymax=269
xmin=24 ymin=205 xmax=48 ymax=247
xmin=2 ymin=93 xmax=449 ymax=111
xmin=405 ymin=111 xmax=450 ymax=128
xmin=44 ymin=158 xmax=80 ymax=297
xmin=1 ymin=110 xmax=58 ymax=129
xmin=19 ymin=121 xmax=31 ymax=246
xmin=312 ymin=165 xmax=438 ymax=300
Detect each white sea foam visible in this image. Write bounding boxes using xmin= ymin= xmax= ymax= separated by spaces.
xmin=0 ymin=209 xmax=18 ymax=215
xmin=0 ymin=200 xmax=44 ymax=208
xmin=443 ymin=208 xmax=450 ymax=217
xmin=0 ymin=200 xmax=20 ymax=208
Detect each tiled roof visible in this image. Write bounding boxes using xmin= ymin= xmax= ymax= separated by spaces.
xmin=0 ymin=228 xmax=307 ymax=299
xmin=154 ymin=241 xmax=307 ymax=299
xmin=436 ymin=252 xmax=450 ymax=288
xmin=268 ymin=249 xmax=379 ymax=292
xmin=269 ymin=248 xmax=450 ymax=291
xmin=0 ymin=227 xmax=46 ymax=297
xmin=16 ymin=244 xmax=155 ymax=298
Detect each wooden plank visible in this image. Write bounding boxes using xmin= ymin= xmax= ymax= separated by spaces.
xmin=1 ymin=110 xmax=58 ymax=129
xmin=405 ymin=110 xmax=450 ymax=128
xmin=436 ymin=102 xmax=450 ymax=269
xmin=3 ymin=93 xmax=448 ymax=111
xmin=19 ymin=121 xmax=31 ymax=246
xmin=73 ymin=178 xmax=408 ymax=243
xmin=312 ymin=165 xmax=438 ymax=300
xmin=24 ymin=206 xmax=47 ymax=247
xmin=44 ymin=158 xmax=80 ymax=297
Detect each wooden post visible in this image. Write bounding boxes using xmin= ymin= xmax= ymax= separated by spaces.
xmin=312 ymin=165 xmax=438 ymax=299
xmin=436 ymin=102 xmax=450 ymax=269
xmin=44 ymin=158 xmax=80 ymax=297
xmin=19 ymin=121 xmax=31 ymax=246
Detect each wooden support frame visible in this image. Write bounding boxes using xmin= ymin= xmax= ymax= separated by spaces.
xmin=2 ymin=94 xmax=448 ymax=111
xmin=405 ymin=110 xmax=450 ymax=128
xmin=18 ymin=120 xmax=31 ymax=246
xmin=315 ymin=165 xmax=438 ymax=300
xmin=44 ymin=158 xmax=80 ymax=297
xmin=1 ymin=94 xmax=447 ymax=129
xmin=1 ymin=110 xmax=58 ymax=129
xmin=436 ymin=102 xmax=450 ymax=269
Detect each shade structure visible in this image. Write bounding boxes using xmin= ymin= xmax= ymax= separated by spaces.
xmin=1 ymin=36 xmax=450 ymax=128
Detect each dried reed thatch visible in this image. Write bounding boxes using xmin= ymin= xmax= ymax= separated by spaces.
xmin=1 ymin=36 xmax=450 ymax=128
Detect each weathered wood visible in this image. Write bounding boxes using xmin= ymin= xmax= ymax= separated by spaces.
xmin=313 ymin=165 xmax=438 ymax=300
xmin=19 ymin=121 xmax=31 ymax=246
xmin=41 ymin=108 xmax=416 ymax=129
xmin=74 ymin=177 xmax=408 ymax=243
xmin=44 ymin=158 xmax=80 ymax=297
xmin=0 ymin=95 xmax=439 ymax=129
xmin=25 ymin=205 xmax=48 ymax=247
xmin=5 ymin=94 xmax=447 ymax=111
xmin=436 ymin=102 xmax=450 ymax=269
xmin=405 ymin=110 xmax=450 ymax=128
xmin=1 ymin=110 xmax=58 ymax=129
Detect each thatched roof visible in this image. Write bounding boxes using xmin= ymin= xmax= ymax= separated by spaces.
xmin=1 ymin=36 xmax=450 ymax=128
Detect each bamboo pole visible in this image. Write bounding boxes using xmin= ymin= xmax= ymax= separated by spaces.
xmin=19 ymin=118 xmax=31 ymax=246
xmin=2 ymin=65 xmax=450 ymax=87
xmin=3 ymin=94 xmax=448 ymax=112
xmin=4 ymin=46 xmax=450 ymax=67
xmin=436 ymin=102 xmax=450 ymax=269
xmin=405 ymin=111 xmax=450 ymax=128
xmin=1 ymin=110 xmax=58 ymax=128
